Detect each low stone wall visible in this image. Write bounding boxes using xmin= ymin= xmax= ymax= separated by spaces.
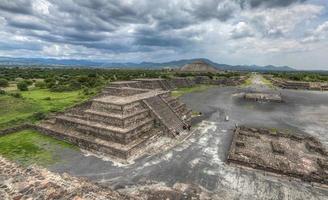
xmin=266 ymin=77 xmax=328 ymax=91
xmin=0 ymin=124 xmax=34 ymax=136
xmin=168 ymin=77 xmax=195 ymax=88
xmin=34 ymin=125 xmax=131 ymax=159
xmin=103 ymin=87 xmax=148 ymax=96
xmin=193 ymin=76 xmax=247 ymax=86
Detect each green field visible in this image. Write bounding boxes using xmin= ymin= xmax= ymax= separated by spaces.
xmin=171 ymin=84 xmax=216 ymax=97
xmin=0 ymin=88 xmax=88 ymax=129
xmin=260 ymin=76 xmax=275 ymax=88
xmin=0 ymin=130 xmax=77 ymax=166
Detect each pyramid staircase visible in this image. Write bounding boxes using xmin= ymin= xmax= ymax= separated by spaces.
xmin=160 ymin=93 xmax=192 ymax=123
xmin=144 ymin=95 xmax=188 ymax=137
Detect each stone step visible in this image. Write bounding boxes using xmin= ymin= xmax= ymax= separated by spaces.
xmin=66 ymin=109 xmax=152 ymax=128
xmin=37 ymin=123 xmax=158 ymax=160
xmin=76 ymin=117 xmax=153 ymax=144
xmin=55 ymin=115 xmax=153 ymax=135
xmin=82 ymin=108 xmax=151 ymax=128
xmin=171 ymin=102 xmax=185 ymax=110
xmin=84 ymin=108 xmax=149 ymax=119
xmin=144 ymin=96 xmax=186 ymax=136
xmin=90 ymin=100 xmax=145 ymax=115
xmin=158 ymin=80 xmax=172 ymax=90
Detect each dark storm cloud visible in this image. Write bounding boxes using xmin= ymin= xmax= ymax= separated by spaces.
xmin=135 ymin=35 xmax=188 ymax=47
xmin=188 ymin=0 xmax=237 ymax=22
xmin=6 ymin=18 xmax=50 ymax=31
xmin=0 ymin=0 xmax=317 ymax=57
xmin=0 ymin=0 xmax=33 ymax=14
xmin=237 ymin=0 xmax=307 ymax=8
xmin=0 ymin=0 xmax=242 ymax=52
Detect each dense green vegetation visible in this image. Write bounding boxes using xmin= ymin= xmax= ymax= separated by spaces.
xmin=0 ymin=89 xmax=87 ymax=129
xmin=0 ymin=130 xmax=77 ymax=166
xmin=0 ymin=78 xmax=8 ymax=87
xmin=17 ymin=81 xmax=29 ymax=91
xmin=268 ymin=72 xmax=328 ymax=82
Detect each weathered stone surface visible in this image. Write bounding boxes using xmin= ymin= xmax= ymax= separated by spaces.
xmin=0 ymin=156 xmax=135 ymax=200
xmin=244 ymin=92 xmax=283 ymax=103
xmin=227 ymin=126 xmax=328 ymax=185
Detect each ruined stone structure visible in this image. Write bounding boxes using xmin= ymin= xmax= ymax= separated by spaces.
xmin=282 ymin=81 xmax=310 ymax=90
xmin=194 ymin=75 xmax=248 ymax=86
xmin=227 ymin=126 xmax=328 ymax=185
xmin=266 ymin=76 xmax=328 ymax=91
xmin=110 ymin=78 xmax=195 ymax=90
xmin=244 ymin=92 xmax=282 ymax=102
xmin=38 ymin=79 xmax=193 ymax=160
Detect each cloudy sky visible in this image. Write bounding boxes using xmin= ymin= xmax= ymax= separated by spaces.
xmin=0 ymin=0 xmax=327 ymax=69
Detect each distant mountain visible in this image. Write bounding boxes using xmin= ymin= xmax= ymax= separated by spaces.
xmin=0 ymin=56 xmax=296 ymax=71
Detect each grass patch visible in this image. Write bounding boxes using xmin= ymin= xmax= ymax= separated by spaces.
xmin=0 ymin=88 xmax=88 ymax=129
xmin=240 ymin=77 xmax=252 ymax=87
xmin=0 ymin=130 xmax=77 ymax=166
xmin=171 ymin=84 xmax=216 ymax=97
xmin=260 ymin=76 xmax=275 ymax=89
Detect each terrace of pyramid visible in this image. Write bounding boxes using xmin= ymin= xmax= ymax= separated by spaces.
xmin=37 ymin=78 xmax=195 ymax=160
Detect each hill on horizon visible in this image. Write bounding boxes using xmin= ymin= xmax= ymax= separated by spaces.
xmin=180 ymin=60 xmax=219 ymax=73
xmin=0 ymin=56 xmax=296 ymax=72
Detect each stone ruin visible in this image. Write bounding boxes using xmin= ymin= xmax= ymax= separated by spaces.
xmin=243 ymin=92 xmax=283 ymax=103
xmin=266 ymin=76 xmax=328 ymax=91
xmin=227 ymin=126 xmax=328 ymax=186
xmin=37 ymin=78 xmax=194 ymax=160
xmin=194 ymin=75 xmax=248 ymax=86
xmin=110 ymin=77 xmax=195 ymax=90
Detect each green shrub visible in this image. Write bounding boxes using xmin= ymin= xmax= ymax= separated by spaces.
xmin=35 ymin=81 xmax=46 ymax=89
xmin=32 ymin=112 xmax=46 ymax=120
xmin=17 ymin=81 xmax=28 ymax=91
xmin=43 ymin=97 xmax=51 ymax=100
xmin=0 ymin=78 xmax=9 ymax=87
xmin=0 ymin=89 xmax=6 ymax=95
xmin=10 ymin=92 xmax=22 ymax=98
xmin=23 ymin=79 xmax=33 ymax=86
xmin=82 ymin=86 xmax=91 ymax=95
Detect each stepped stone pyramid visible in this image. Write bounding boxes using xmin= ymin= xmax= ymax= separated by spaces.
xmin=38 ymin=78 xmax=193 ymax=160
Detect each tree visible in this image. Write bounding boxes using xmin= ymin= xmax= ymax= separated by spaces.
xmin=0 ymin=78 xmax=9 ymax=87
xmin=35 ymin=81 xmax=46 ymax=89
xmin=17 ymin=81 xmax=28 ymax=91
xmin=23 ymin=79 xmax=33 ymax=86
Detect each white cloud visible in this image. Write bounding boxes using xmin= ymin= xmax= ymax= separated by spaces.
xmin=302 ymin=21 xmax=328 ymax=42
xmin=230 ymin=21 xmax=255 ymax=39
xmin=241 ymin=4 xmax=324 ymax=37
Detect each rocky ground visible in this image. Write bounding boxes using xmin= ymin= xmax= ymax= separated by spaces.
xmin=0 ymin=156 xmax=132 ymax=200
